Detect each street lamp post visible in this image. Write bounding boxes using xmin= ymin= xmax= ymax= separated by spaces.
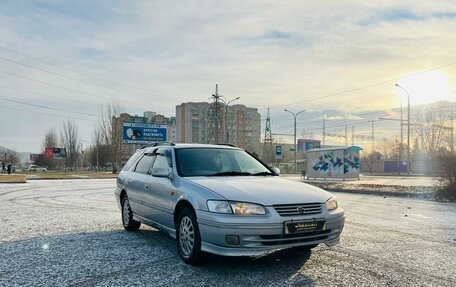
xmin=284 ymin=109 xmax=305 ymax=174
xmin=395 ymin=83 xmax=411 ymax=175
xmin=219 ymin=97 xmax=240 ymax=143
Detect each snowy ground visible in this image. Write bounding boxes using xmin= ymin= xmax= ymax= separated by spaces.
xmin=1 ymin=179 xmax=455 ymax=286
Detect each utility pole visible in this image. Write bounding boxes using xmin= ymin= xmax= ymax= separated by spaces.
xmin=262 ymin=108 xmax=274 ymax=164
xmin=396 ymin=83 xmax=411 ymax=175
xmin=368 ymin=120 xmax=375 ymax=152
xmin=222 ymin=96 xmax=240 ymax=143
xmin=208 ymin=84 xmax=222 ymax=144
xmin=213 ymin=85 xmax=220 ymax=143
xmin=345 ymin=125 xmax=348 ymax=146
xmin=351 ymin=126 xmax=355 ymax=145
xmin=451 ymin=105 xmax=454 ymax=154
xmin=399 ymin=102 xmax=403 ymax=175
xmin=285 ymin=109 xmax=305 ymax=173
xmin=322 ymin=118 xmax=326 ymax=147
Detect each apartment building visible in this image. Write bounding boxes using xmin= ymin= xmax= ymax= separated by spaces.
xmin=176 ymin=102 xmax=261 ymax=154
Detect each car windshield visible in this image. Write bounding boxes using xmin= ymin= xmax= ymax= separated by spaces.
xmin=176 ymin=148 xmax=272 ymax=177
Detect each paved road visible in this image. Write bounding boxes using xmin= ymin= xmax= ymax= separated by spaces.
xmin=1 ymin=179 xmax=455 ymax=286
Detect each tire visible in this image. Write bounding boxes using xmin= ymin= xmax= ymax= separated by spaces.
xmin=121 ymin=196 xmax=141 ymax=231
xmin=176 ymin=207 xmax=202 ymax=265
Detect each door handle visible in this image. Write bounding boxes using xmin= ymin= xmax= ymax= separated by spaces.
xmin=144 ymin=184 xmax=149 ymax=189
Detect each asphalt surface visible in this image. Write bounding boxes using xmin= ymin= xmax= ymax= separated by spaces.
xmin=1 ymin=179 xmax=455 ymax=287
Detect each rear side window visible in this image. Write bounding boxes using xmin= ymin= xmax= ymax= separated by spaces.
xmin=122 ymin=151 xmax=144 ymax=171
xmin=134 ymin=154 xmax=155 ymax=174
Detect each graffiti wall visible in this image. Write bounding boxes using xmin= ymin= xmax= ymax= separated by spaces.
xmin=307 ymin=147 xmax=361 ymax=179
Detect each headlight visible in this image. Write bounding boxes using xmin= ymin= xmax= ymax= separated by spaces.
xmin=325 ymin=197 xmax=338 ymax=211
xmin=207 ymin=200 xmax=232 ymax=214
xmin=230 ymin=202 xmax=266 ymax=215
xmin=207 ymin=201 xmax=266 ymax=215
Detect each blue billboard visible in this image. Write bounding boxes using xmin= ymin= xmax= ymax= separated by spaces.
xmin=275 ymin=145 xmax=282 ymax=160
xmin=123 ymin=122 xmax=167 ymax=144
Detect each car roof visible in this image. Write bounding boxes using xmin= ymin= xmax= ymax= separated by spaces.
xmin=141 ymin=143 xmax=242 ymax=153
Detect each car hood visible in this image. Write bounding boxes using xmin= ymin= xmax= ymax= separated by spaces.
xmin=185 ymin=176 xmax=333 ymax=205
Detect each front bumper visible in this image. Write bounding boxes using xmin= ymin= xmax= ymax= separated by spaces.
xmin=196 ymin=207 xmax=345 ymax=256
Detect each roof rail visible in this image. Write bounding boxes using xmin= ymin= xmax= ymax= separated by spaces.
xmin=216 ymin=143 xmax=237 ymax=147
xmin=139 ymin=141 xmax=175 ymax=149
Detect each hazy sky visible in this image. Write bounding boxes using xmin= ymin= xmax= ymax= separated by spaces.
xmin=1 ymin=1 xmax=455 ymax=152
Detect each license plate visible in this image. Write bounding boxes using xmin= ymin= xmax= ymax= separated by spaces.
xmin=284 ymin=219 xmax=326 ymax=234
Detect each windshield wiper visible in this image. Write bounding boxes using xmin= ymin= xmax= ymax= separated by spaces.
xmin=210 ymin=171 xmax=252 ymax=176
xmin=251 ymin=171 xmax=275 ymax=176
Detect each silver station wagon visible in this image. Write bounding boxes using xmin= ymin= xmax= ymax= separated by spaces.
xmin=115 ymin=142 xmax=345 ymax=264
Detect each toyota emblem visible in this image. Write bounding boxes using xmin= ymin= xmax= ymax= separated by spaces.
xmin=297 ymin=206 xmax=306 ymax=214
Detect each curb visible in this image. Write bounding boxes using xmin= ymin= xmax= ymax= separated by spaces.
xmin=320 ymin=187 xmax=434 ymax=199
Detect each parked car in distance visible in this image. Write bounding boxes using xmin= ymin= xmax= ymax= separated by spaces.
xmin=115 ymin=143 xmax=345 ymax=264
xmin=25 ymin=165 xmax=47 ymax=172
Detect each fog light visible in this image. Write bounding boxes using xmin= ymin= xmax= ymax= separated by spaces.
xmin=225 ymin=235 xmax=240 ymax=246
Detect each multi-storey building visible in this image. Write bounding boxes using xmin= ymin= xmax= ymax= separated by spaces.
xmin=176 ymin=102 xmax=261 ymax=154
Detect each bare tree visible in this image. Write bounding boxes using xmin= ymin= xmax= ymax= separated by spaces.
xmin=42 ymin=128 xmax=59 ymax=151
xmin=60 ymin=120 xmax=81 ymax=169
xmin=414 ymin=102 xmax=452 ymax=160
xmin=93 ymin=102 xmax=123 ymax=171
xmin=39 ymin=129 xmax=60 ymax=169
xmin=5 ymin=151 xmax=20 ymax=166
xmin=376 ymin=138 xmax=401 ymax=160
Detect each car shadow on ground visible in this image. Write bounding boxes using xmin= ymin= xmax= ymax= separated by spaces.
xmin=0 ymin=227 xmax=315 ymax=286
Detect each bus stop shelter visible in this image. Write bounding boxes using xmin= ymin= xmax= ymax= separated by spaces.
xmin=306 ymin=146 xmax=363 ymax=180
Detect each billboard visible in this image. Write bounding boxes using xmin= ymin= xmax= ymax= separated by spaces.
xmin=298 ymin=139 xmax=321 ymax=151
xmin=45 ymin=148 xmax=67 ymax=159
xmin=275 ymin=145 xmax=282 ymax=160
xmin=123 ymin=122 xmax=167 ymax=144
xmin=30 ymin=154 xmax=40 ymax=161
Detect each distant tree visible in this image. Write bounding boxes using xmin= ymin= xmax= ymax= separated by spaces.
xmin=93 ymin=102 xmax=123 ymax=171
xmin=5 ymin=151 xmax=19 ymax=166
xmin=60 ymin=120 xmax=81 ymax=169
xmin=434 ymin=153 xmax=456 ymax=201
xmin=42 ymin=128 xmax=59 ymax=150
xmin=376 ymin=138 xmax=401 ymax=160
xmin=39 ymin=129 xmax=59 ymax=169
xmin=414 ymin=102 xmax=452 ymax=160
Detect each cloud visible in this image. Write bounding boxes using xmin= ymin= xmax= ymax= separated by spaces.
xmin=0 ymin=0 xmax=455 ymax=151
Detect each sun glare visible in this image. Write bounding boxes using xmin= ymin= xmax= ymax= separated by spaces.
xmin=395 ymin=71 xmax=454 ymax=106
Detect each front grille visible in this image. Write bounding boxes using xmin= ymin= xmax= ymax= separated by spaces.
xmin=273 ymin=203 xmax=322 ymax=216
xmin=259 ymin=230 xmax=331 ymax=246
xmin=260 ymin=229 xmax=331 ymax=240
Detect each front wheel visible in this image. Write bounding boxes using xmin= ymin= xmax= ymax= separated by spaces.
xmin=176 ymin=208 xmax=202 ymax=265
xmin=121 ymin=196 xmax=141 ymax=231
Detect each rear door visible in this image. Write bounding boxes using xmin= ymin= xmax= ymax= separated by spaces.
xmin=142 ymin=148 xmax=176 ymax=228
xmin=127 ymin=152 xmax=156 ymax=217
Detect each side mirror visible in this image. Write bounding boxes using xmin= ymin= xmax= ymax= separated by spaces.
xmin=271 ymin=167 xmax=280 ymax=175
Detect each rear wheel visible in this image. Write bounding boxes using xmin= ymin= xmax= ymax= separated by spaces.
xmin=176 ymin=207 xmax=202 ymax=265
xmin=121 ymin=196 xmax=141 ymax=231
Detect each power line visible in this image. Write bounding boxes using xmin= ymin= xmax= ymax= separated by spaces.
xmin=0 ymin=105 xmax=98 ymax=122
xmin=0 ymin=97 xmax=100 ymax=118
xmin=259 ymin=59 xmax=456 ymax=110
xmin=0 ymin=84 xmax=94 ymax=106
xmin=0 ymin=70 xmax=148 ymax=108
xmin=0 ymin=46 xmax=187 ymax=99
xmin=0 ymin=55 xmax=182 ymax=108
